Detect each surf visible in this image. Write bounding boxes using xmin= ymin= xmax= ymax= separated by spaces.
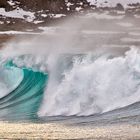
xmin=0 ymin=15 xmax=140 ymax=121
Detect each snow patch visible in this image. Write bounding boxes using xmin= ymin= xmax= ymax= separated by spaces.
xmin=7 ymin=0 xmax=15 ymax=6
xmin=76 ymin=7 xmax=83 ymax=11
xmin=52 ymin=14 xmax=66 ymax=18
xmin=34 ymin=20 xmax=44 ymax=24
xmin=41 ymin=14 xmax=47 ymax=18
xmin=66 ymin=2 xmax=73 ymax=11
xmin=0 ymin=8 xmax=35 ymax=22
xmin=0 ymin=21 xmax=4 ymax=24
xmin=66 ymin=2 xmax=74 ymax=7
xmin=87 ymin=0 xmax=140 ymax=8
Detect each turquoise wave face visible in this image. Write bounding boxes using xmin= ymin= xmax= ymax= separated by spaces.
xmin=0 ymin=60 xmax=48 ymax=121
xmin=0 ymin=66 xmax=23 ymax=99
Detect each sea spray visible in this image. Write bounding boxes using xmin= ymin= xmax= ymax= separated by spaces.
xmin=38 ymin=47 xmax=140 ymax=116
xmin=0 ymin=15 xmax=140 ymax=118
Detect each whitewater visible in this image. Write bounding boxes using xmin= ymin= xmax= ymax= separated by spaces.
xmin=0 ymin=14 xmax=140 ymax=123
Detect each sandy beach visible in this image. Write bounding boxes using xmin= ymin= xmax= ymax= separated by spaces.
xmin=0 ymin=122 xmax=139 ymax=139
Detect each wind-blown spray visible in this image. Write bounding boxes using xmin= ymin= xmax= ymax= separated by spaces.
xmin=0 ymin=14 xmax=140 ymax=118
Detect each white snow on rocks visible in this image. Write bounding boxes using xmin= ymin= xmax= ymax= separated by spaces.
xmin=0 ymin=21 xmax=4 ymax=24
xmin=76 ymin=7 xmax=83 ymax=12
xmin=87 ymin=0 xmax=140 ymax=8
xmin=41 ymin=14 xmax=47 ymax=18
xmin=7 ymin=0 xmax=15 ymax=6
xmin=7 ymin=0 xmax=20 ymax=7
xmin=33 ymin=20 xmax=44 ymax=24
xmin=0 ymin=8 xmax=35 ymax=22
xmin=66 ymin=2 xmax=73 ymax=11
xmin=52 ymin=14 xmax=66 ymax=18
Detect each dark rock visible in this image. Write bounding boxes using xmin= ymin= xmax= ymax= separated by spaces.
xmin=0 ymin=0 xmax=13 ymax=11
xmin=115 ymin=3 xmax=124 ymax=11
xmin=0 ymin=0 xmax=7 ymax=8
xmin=17 ymin=0 xmax=67 ymax=13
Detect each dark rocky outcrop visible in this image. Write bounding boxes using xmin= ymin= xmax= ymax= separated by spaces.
xmin=0 ymin=0 xmax=139 ymax=14
xmin=0 ymin=0 xmax=91 ymax=13
xmin=17 ymin=0 xmax=66 ymax=13
xmin=115 ymin=3 xmax=124 ymax=11
xmin=0 ymin=0 xmax=7 ymax=8
xmin=0 ymin=0 xmax=12 ymax=11
xmin=0 ymin=0 xmax=139 ymax=32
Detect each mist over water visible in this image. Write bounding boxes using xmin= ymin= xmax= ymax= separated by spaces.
xmin=38 ymin=47 xmax=140 ymax=116
xmin=0 ymin=14 xmax=140 ymax=118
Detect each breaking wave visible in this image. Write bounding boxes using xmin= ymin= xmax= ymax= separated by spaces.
xmin=0 ymin=14 xmax=140 ymax=121
xmin=0 ymin=47 xmax=140 ymax=120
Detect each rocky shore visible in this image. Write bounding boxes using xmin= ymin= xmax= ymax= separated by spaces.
xmin=0 ymin=0 xmax=140 ymax=31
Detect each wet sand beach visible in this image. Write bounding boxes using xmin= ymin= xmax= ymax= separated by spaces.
xmin=0 ymin=122 xmax=139 ymax=139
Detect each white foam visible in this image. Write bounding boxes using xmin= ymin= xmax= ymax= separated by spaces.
xmin=39 ymin=47 xmax=140 ymax=116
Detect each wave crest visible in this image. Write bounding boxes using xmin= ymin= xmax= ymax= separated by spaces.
xmin=39 ymin=47 xmax=140 ymax=116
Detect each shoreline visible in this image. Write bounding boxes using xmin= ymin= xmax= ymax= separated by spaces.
xmin=0 ymin=122 xmax=139 ymax=139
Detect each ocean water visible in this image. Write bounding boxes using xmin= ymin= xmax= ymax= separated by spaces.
xmin=0 ymin=14 xmax=140 ymax=124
